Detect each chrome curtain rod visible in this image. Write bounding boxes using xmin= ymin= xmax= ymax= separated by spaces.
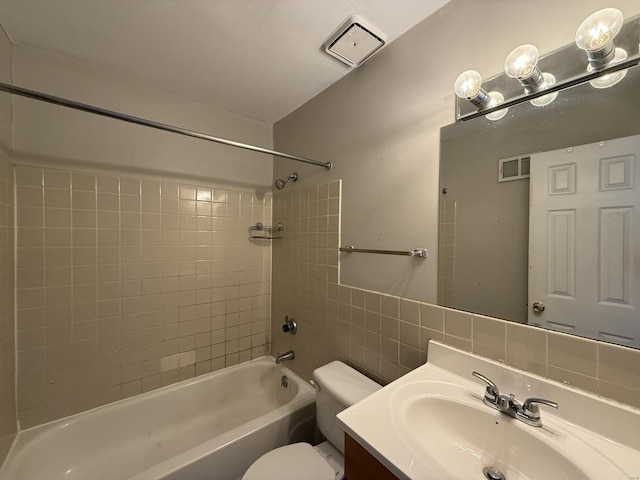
xmin=0 ymin=81 xmax=332 ymax=170
xmin=340 ymin=246 xmax=428 ymax=258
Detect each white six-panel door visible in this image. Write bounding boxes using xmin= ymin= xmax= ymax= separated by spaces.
xmin=529 ymin=134 xmax=640 ymax=347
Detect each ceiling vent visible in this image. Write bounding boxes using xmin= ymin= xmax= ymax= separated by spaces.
xmin=323 ymin=16 xmax=386 ymax=67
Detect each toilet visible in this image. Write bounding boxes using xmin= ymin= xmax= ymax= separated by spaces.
xmin=242 ymin=361 xmax=381 ymax=480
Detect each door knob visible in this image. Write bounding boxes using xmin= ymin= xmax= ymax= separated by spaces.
xmin=532 ymin=301 xmax=545 ymax=313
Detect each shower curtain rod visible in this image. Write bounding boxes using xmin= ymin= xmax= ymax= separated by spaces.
xmin=0 ymin=81 xmax=332 ymax=170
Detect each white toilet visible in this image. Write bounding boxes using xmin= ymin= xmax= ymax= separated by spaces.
xmin=242 ymin=361 xmax=381 ymax=480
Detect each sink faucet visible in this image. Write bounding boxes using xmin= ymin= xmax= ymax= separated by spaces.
xmin=471 ymin=371 xmax=558 ymax=427
xmin=275 ymin=350 xmax=295 ymax=364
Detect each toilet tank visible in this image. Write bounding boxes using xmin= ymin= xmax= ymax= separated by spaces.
xmin=312 ymin=361 xmax=381 ymax=454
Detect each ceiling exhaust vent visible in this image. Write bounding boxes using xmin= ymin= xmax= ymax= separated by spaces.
xmin=323 ymin=16 xmax=386 ymax=67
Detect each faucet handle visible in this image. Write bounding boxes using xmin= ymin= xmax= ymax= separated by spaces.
xmin=472 ymin=371 xmax=499 ymax=402
xmin=282 ymin=316 xmax=297 ymax=335
xmin=521 ymin=398 xmax=558 ymax=421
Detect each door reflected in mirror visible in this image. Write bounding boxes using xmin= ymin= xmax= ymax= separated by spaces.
xmin=528 ymin=136 xmax=639 ymax=347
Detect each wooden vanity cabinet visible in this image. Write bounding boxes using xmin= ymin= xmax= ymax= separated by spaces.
xmin=344 ymin=434 xmax=400 ymax=480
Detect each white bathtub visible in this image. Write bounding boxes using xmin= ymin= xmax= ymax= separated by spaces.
xmin=0 ymin=356 xmax=316 ymax=480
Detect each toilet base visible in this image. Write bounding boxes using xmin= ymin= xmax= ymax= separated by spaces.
xmin=314 ymin=441 xmax=345 ymax=480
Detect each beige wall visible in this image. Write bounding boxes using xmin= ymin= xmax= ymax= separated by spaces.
xmin=15 ymin=164 xmax=271 ymax=428
xmin=274 ymin=0 xmax=640 ymax=303
xmin=0 ymin=28 xmax=10 ymax=157
xmin=0 ymin=24 xmax=16 ymax=465
xmin=273 ymin=0 xmax=640 ymax=407
xmin=0 ymin=156 xmax=15 ymax=461
xmin=11 ymin=46 xmax=273 ymax=189
xmin=271 ymin=182 xmax=640 ymax=408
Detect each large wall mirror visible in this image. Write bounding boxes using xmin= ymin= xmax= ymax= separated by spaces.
xmin=439 ymin=63 xmax=640 ymax=349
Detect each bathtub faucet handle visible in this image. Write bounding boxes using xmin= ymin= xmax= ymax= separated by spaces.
xmin=282 ymin=316 xmax=297 ymax=335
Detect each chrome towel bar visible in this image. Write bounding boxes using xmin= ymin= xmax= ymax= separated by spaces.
xmin=339 ymin=246 xmax=428 ymax=258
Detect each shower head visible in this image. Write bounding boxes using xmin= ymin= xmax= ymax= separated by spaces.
xmin=274 ymin=172 xmax=298 ymax=190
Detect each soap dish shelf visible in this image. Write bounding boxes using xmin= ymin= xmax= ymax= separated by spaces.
xmin=249 ymin=222 xmax=283 ymax=240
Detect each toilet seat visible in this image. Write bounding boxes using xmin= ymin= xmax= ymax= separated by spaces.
xmin=242 ymin=442 xmax=337 ymax=480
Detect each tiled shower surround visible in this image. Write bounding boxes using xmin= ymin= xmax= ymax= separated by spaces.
xmin=15 ymin=164 xmax=272 ymax=428
xmin=0 ymin=156 xmax=16 ymax=460
xmin=272 ymin=181 xmax=640 ymax=409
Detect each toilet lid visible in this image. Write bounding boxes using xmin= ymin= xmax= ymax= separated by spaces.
xmin=242 ymin=443 xmax=336 ymax=480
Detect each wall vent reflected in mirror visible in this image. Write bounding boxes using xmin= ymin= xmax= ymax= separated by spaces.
xmin=498 ymin=156 xmax=530 ymax=182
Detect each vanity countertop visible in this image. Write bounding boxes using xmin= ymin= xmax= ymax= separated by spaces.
xmin=337 ymin=341 xmax=640 ymax=480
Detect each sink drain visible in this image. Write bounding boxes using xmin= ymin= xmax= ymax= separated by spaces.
xmin=483 ymin=466 xmax=506 ymax=480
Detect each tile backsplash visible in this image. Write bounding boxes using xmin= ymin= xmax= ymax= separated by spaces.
xmin=0 ymin=155 xmax=16 ymax=461
xmin=15 ymin=164 xmax=272 ymax=428
xmin=438 ymin=199 xmax=456 ymax=306
xmin=272 ymin=180 xmax=640 ymax=410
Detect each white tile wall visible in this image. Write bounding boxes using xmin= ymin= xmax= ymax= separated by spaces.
xmin=15 ymin=164 xmax=272 ymax=428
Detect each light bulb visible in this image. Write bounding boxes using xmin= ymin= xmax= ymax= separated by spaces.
xmin=588 ymin=47 xmax=628 ymax=89
xmin=454 ymin=70 xmax=492 ymax=109
xmin=454 ymin=70 xmax=484 ymax=100
xmin=575 ymin=8 xmax=623 ymax=51
xmin=485 ymin=92 xmax=508 ymax=121
xmin=504 ymin=44 xmax=540 ymax=80
xmin=575 ymin=8 xmax=624 ymax=69
xmin=530 ymin=73 xmax=559 ymax=107
xmin=504 ymin=44 xmax=557 ymax=105
xmin=575 ymin=8 xmax=628 ymax=88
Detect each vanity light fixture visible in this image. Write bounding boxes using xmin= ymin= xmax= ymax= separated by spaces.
xmin=575 ymin=8 xmax=628 ymax=89
xmin=453 ymin=70 xmax=507 ymax=121
xmin=504 ymin=44 xmax=558 ymax=106
xmin=454 ymin=8 xmax=638 ymax=120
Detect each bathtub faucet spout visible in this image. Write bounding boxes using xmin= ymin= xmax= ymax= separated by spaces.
xmin=275 ymin=351 xmax=295 ymax=364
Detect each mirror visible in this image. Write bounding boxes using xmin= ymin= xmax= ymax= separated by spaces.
xmin=439 ymin=63 xmax=640 ymax=349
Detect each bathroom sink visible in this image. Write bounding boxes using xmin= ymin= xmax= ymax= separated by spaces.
xmin=391 ymin=381 xmax=595 ymax=479
xmin=337 ymin=342 xmax=640 ymax=480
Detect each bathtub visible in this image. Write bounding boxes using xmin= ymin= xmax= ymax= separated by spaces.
xmin=0 ymin=356 xmax=316 ymax=480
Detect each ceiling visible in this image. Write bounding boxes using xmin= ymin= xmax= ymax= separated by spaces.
xmin=0 ymin=0 xmax=450 ymax=123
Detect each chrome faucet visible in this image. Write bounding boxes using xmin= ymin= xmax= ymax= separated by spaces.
xmin=275 ymin=351 xmax=295 ymax=364
xmin=472 ymin=371 xmax=558 ymax=427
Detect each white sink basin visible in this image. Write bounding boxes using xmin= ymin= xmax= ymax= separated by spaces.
xmin=337 ymin=342 xmax=640 ymax=480
xmin=391 ymin=381 xmax=614 ymax=479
